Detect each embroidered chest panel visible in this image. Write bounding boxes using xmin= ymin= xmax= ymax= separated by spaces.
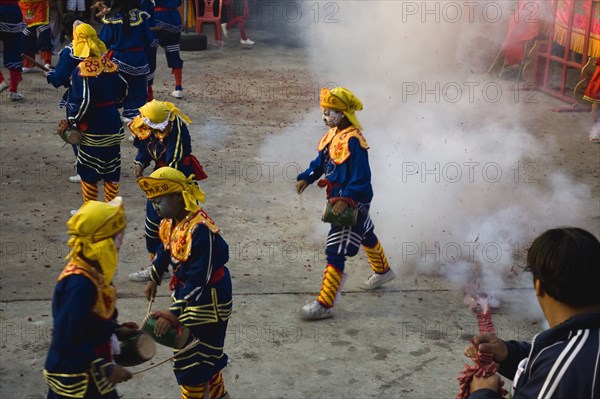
xmin=318 ymin=127 xmax=369 ymax=164
xmin=159 ymin=210 xmax=220 ymax=262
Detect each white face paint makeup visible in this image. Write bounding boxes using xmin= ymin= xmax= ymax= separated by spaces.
xmin=322 ymin=108 xmax=344 ymax=128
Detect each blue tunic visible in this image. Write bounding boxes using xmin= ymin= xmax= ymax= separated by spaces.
xmin=150 ymin=218 xmax=232 ymax=386
xmin=297 ymin=136 xmax=373 ymax=203
xmin=44 ymin=275 xmax=119 ymax=399
xmin=46 ymin=44 xmax=83 ymax=88
xmin=67 ymin=61 xmax=128 ymax=182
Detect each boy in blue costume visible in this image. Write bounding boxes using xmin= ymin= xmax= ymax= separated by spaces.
xmin=0 ymin=0 xmax=26 ymax=100
xmin=127 ymin=100 xmax=207 ymax=282
xmin=66 ymin=22 xmax=128 ymax=207
xmin=147 ymin=0 xmax=185 ymax=99
xmin=100 ymin=0 xmax=153 ymax=121
xmin=296 ymin=87 xmax=395 ymax=320
xmin=138 ymin=167 xmax=232 ymax=399
xmin=43 ymin=197 xmax=132 ymax=398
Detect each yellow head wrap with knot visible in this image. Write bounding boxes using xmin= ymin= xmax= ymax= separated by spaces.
xmin=65 ymin=197 xmax=126 ymax=284
xmin=137 ymin=167 xmax=206 ymax=212
xmin=72 ymin=23 xmax=107 ymax=58
xmin=129 ymin=100 xmax=192 ymax=139
xmin=319 ymin=87 xmax=364 ymax=130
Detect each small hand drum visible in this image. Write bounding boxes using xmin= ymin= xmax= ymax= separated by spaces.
xmin=114 ymin=331 xmax=156 ymax=367
xmin=60 ymin=128 xmax=81 ymax=144
xmin=321 ymin=201 xmax=358 ymax=226
xmin=142 ymin=316 xmax=190 ymax=349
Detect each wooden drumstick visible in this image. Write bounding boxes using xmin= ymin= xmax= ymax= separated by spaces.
xmin=21 ymin=53 xmax=53 ymax=72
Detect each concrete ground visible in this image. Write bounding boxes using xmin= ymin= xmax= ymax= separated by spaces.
xmin=1 ymin=9 xmax=599 ymax=399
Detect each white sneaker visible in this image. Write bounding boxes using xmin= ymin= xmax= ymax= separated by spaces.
xmin=221 ymin=23 xmax=228 ymax=39
xmin=240 ymin=38 xmax=255 ymax=45
xmin=8 ymin=91 xmax=24 ymax=101
xmin=0 ymin=81 xmax=8 ymax=93
xmin=128 ymin=266 xmax=171 ymax=282
xmin=70 ymin=209 xmax=78 ymax=216
xmin=170 ymin=89 xmax=184 ymax=99
xmin=44 ymin=63 xmax=52 ymax=70
xmin=360 ymin=268 xmax=396 ymax=290
xmin=120 ymin=116 xmax=132 ymax=124
xmin=22 ymin=67 xmax=37 ymax=74
xmin=299 ymin=300 xmax=334 ymax=320
xmin=68 ymin=174 xmax=81 ymax=183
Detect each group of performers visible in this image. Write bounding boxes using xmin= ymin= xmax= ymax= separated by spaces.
xmin=41 ymin=73 xmax=396 ymax=398
xmin=0 ymin=0 xmax=186 ymax=102
xmin=26 ymin=1 xmax=394 ymax=396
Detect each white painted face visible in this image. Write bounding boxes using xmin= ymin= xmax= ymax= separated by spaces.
xmin=322 ymin=108 xmax=344 ymax=128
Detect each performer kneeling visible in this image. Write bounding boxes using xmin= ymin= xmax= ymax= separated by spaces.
xmin=138 ymin=167 xmax=232 ymax=399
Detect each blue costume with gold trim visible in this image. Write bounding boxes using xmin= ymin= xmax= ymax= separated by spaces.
xmin=66 ymin=57 xmax=128 ymax=184
xmin=149 ymin=209 xmax=232 ymax=386
xmin=100 ymin=8 xmax=153 ymax=118
xmin=297 ymin=125 xmax=379 ymax=268
xmin=44 ymin=263 xmax=120 ymax=399
xmin=132 ymin=115 xmax=195 ymax=254
xmin=47 ymin=43 xmax=83 ymax=88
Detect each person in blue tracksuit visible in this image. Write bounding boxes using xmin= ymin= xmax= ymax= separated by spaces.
xmin=465 ymin=227 xmax=600 ymax=399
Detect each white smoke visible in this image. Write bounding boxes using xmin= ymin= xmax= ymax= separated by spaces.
xmin=260 ymin=1 xmax=593 ymax=320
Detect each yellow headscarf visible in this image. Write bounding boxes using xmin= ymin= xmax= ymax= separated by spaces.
xmin=319 ymin=87 xmax=364 ymax=130
xmin=65 ymin=197 xmax=126 ymax=284
xmin=128 ymin=100 xmax=192 ymax=139
xmin=137 ymin=167 xmax=206 ymax=212
xmin=72 ymin=23 xmax=107 ymax=58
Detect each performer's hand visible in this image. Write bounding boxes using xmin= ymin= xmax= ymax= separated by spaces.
xmin=154 ymin=314 xmax=173 ymax=337
xmin=144 ymin=281 xmax=157 ymax=302
xmin=464 ymin=333 xmax=508 ymax=362
xmin=133 ymin=164 xmax=144 ymax=179
xmin=106 ymin=364 xmax=132 ymax=384
xmin=331 ymin=200 xmax=348 ymax=215
xmin=295 ymin=180 xmax=308 ymax=194
xmin=470 ymin=374 xmax=501 ymax=393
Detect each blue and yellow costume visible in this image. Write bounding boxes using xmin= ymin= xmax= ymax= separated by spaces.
xmin=0 ymin=0 xmax=25 ymax=96
xmin=138 ymin=168 xmax=231 ymax=399
xmin=151 ymin=0 xmax=184 ymax=95
xmin=43 ymin=198 xmax=128 ymax=399
xmin=47 ymin=43 xmax=84 ymax=88
xmin=99 ymin=0 xmax=153 ymax=119
xmin=297 ymin=87 xmax=393 ymax=314
xmin=66 ymin=23 xmax=128 ymax=203
xmin=18 ymin=0 xmax=54 ymax=68
xmin=129 ymin=100 xmax=207 ymax=256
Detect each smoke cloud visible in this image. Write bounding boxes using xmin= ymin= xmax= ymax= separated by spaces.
xmin=260 ymin=1 xmax=593 ymax=321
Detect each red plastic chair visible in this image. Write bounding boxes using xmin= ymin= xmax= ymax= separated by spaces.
xmin=195 ymin=0 xmax=223 ymax=41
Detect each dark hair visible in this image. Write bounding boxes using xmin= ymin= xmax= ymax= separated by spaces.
xmin=527 ymin=227 xmax=600 ymax=307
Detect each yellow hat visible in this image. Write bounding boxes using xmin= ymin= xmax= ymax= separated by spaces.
xmin=72 ymin=23 xmax=107 ymax=58
xmin=137 ymin=167 xmax=205 ymax=212
xmin=129 ymin=100 xmax=192 ymax=139
xmin=67 ymin=197 xmax=126 ymax=243
xmin=66 ymin=197 xmax=126 ymax=286
xmin=319 ymin=87 xmax=364 ymax=130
